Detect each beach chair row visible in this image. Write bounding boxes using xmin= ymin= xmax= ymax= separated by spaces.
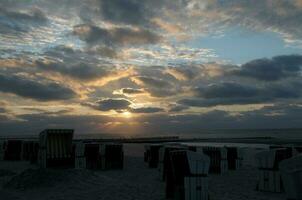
xmin=0 ymin=139 xmax=39 ymax=162
xmin=40 ymin=129 xmax=123 ymax=170
xmin=144 ymin=143 xmax=245 ymax=200
xmin=0 ymin=129 xmax=124 ymax=171
xmin=144 ymin=144 xmax=244 ymax=174
xmin=75 ymin=142 xmax=123 ymax=170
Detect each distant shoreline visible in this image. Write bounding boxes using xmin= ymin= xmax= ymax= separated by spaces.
xmin=1 ymin=135 xmax=302 ymax=145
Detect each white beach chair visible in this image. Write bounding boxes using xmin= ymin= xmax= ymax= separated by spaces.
xmin=279 ymin=155 xmax=302 ymax=200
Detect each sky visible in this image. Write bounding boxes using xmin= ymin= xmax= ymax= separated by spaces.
xmin=1 ymin=0 xmax=302 ymax=136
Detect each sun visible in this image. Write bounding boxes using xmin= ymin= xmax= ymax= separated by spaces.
xmin=122 ymin=111 xmax=132 ymax=118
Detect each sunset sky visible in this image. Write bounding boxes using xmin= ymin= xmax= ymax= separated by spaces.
xmin=1 ymin=0 xmax=302 ymax=136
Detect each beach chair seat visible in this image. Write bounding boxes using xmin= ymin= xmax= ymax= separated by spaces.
xmin=226 ymin=147 xmax=238 ymax=170
xmin=166 ymin=150 xmax=210 ymax=200
xmin=100 ymin=143 xmax=123 ymax=170
xmin=38 ymin=129 xmax=74 ymax=168
xmin=159 ymin=145 xmax=188 ymax=181
xmin=75 ymin=142 xmax=86 ymax=169
xmin=21 ymin=140 xmax=39 ymax=163
xmin=85 ymin=143 xmax=101 ymax=169
xmin=202 ymin=146 xmax=228 ymax=174
xmin=255 ymin=148 xmax=292 ymax=193
xmin=280 ymin=154 xmax=302 ymax=200
xmin=4 ymin=140 xmax=23 ymax=161
xmin=0 ymin=140 xmax=6 ymax=160
xmin=144 ymin=144 xmax=150 ymax=163
xmin=144 ymin=144 xmax=162 ymax=168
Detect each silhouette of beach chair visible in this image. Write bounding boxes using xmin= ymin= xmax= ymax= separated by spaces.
xmin=200 ymin=146 xmax=228 ymax=174
xmin=4 ymin=140 xmax=23 ymax=161
xmin=255 ymin=148 xmax=292 ymax=192
xmin=0 ymin=140 xmax=6 ymax=160
xmin=99 ymin=143 xmax=123 ymax=170
xmin=38 ymin=129 xmax=74 ymax=168
xmin=84 ymin=143 xmax=123 ymax=170
xmin=75 ymin=142 xmax=86 ymax=169
xmin=226 ymin=147 xmax=243 ymax=170
xmin=158 ymin=144 xmax=188 ymax=181
xmin=21 ymin=140 xmax=39 ymax=163
xmin=144 ymin=144 xmax=162 ymax=168
xmin=280 ymin=154 xmax=302 ymax=200
xmin=166 ymin=150 xmax=210 ymax=200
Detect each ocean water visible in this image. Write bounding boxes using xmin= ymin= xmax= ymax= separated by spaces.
xmin=1 ymin=128 xmax=302 ymax=140
xmin=173 ymin=128 xmax=302 ymax=140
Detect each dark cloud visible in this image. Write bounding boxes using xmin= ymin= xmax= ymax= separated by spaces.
xmin=0 ymin=7 xmax=47 ymax=34
xmin=179 ymin=80 xmax=302 ymax=107
xmin=194 ymin=82 xmax=260 ymax=99
xmin=178 ymin=98 xmax=261 ymax=107
xmin=73 ymin=24 xmax=161 ymax=46
xmin=166 ymin=65 xmax=204 ymax=81
xmin=169 ymin=104 xmax=189 ymax=112
xmin=130 ymin=107 xmax=164 ymax=113
xmin=41 ymin=45 xmax=114 ymax=67
xmin=120 ymin=88 xmax=144 ymax=95
xmin=231 ymin=55 xmax=302 ymax=81
xmin=132 ymin=76 xmax=172 ymax=88
xmin=94 ymin=98 xmax=132 ymax=111
xmin=100 ymin=0 xmax=149 ymax=26
xmin=0 ymin=107 xmax=6 ymax=113
xmin=92 ymin=46 xmax=118 ymax=58
xmin=131 ymin=75 xmax=181 ymax=97
xmin=85 ymin=98 xmax=164 ymax=113
xmin=0 ymin=73 xmax=76 ymax=101
xmin=36 ymin=60 xmax=111 ymax=81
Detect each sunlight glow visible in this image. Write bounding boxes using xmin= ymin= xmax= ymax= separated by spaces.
xmin=122 ymin=111 xmax=132 ymax=118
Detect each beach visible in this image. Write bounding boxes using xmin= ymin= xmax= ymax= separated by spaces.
xmin=0 ymin=143 xmax=286 ymax=200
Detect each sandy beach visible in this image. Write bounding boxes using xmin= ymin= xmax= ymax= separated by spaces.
xmin=0 ymin=143 xmax=286 ymax=200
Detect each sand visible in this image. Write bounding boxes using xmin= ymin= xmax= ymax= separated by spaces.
xmin=0 ymin=144 xmax=286 ymax=200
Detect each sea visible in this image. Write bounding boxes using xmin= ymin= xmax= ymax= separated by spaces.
xmin=1 ymin=128 xmax=301 ymax=141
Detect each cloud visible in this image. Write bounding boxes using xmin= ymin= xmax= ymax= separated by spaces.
xmin=131 ymin=76 xmax=171 ymax=88
xmin=130 ymin=107 xmax=164 ymax=113
xmin=0 ymin=72 xmax=76 ymax=101
xmin=194 ymin=82 xmax=260 ymax=99
xmin=231 ymin=55 xmax=302 ymax=81
xmin=169 ymin=104 xmax=189 ymax=112
xmin=0 ymin=7 xmax=47 ymax=34
xmin=166 ymin=66 xmax=202 ymax=81
xmin=113 ymin=88 xmax=145 ymax=96
xmin=92 ymin=98 xmax=132 ymax=111
xmin=36 ymin=60 xmax=111 ymax=81
xmin=85 ymin=98 xmax=164 ymax=113
xmin=185 ymin=0 xmax=302 ymax=44
xmin=130 ymin=75 xmax=181 ymax=97
xmin=99 ymin=0 xmax=149 ymax=26
xmin=179 ymin=80 xmax=302 ymax=107
xmin=73 ymin=24 xmax=161 ymax=46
